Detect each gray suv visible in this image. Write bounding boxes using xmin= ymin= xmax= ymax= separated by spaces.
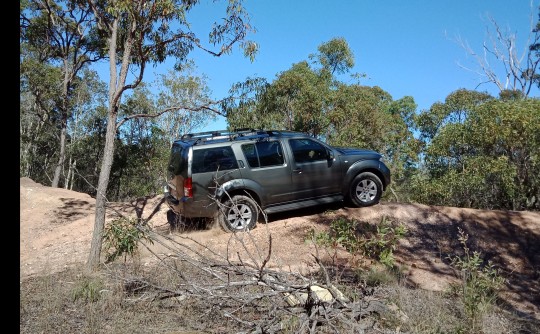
xmin=164 ymin=129 xmax=391 ymax=232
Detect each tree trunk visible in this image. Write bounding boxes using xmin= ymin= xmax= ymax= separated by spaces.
xmin=87 ymin=17 xmax=123 ymax=270
xmin=87 ymin=111 xmax=118 ymax=270
xmin=69 ymin=159 xmax=76 ymax=191
xmin=52 ymin=124 xmax=67 ymax=187
xmin=64 ymin=156 xmax=71 ymax=189
xmin=65 ymin=156 xmax=75 ymax=190
xmin=52 ymin=61 xmax=71 ymax=188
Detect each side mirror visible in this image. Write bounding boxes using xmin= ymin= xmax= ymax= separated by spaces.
xmin=327 ymin=149 xmax=334 ymax=160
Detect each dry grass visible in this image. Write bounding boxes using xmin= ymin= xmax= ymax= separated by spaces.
xmin=380 ymin=284 xmax=540 ymax=334
xmin=20 ymin=256 xmax=540 ymax=334
xmin=20 ymin=263 xmax=239 ymax=334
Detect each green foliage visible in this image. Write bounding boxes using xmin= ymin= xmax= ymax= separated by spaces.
xmin=155 ymin=66 xmax=216 ymax=138
xmin=329 ymin=86 xmax=420 ymax=192
xmin=412 ymin=90 xmax=540 ymax=210
xmin=447 ymin=228 xmax=506 ymax=331
xmin=312 ymin=37 xmax=355 ymax=75
xmin=409 ymin=156 xmax=517 ymax=209
xmin=307 ymin=216 xmax=408 ymax=268
xmin=229 ymin=60 xmax=331 ymax=136
xmin=21 ymin=0 xmax=108 ymax=189
xmin=103 ymin=217 xmax=153 ymax=263
xmin=71 ymin=276 xmax=105 ymax=303
xmin=327 ymin=85 xmax=392 ymax=149
xmin=227 ymin=38 xmax=358 ymax=138
xmin=20 ymin=55 xmax=215 ymax=201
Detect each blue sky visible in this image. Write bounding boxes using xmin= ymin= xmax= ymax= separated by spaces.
xmin=147 ymin=0 xmax=540 ymax=132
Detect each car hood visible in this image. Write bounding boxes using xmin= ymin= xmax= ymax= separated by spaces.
xmin=334 ymin=147 xmax=381 ymax=158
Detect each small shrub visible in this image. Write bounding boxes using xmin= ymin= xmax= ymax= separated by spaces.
xmin=71 ymin=275 xmax=105 ymax=303
xmin=306 ymin=216 xmax=408 ymax=268
xmin=447 ymin=227 xmax=506 ymax=332
xmin=362 ymin=218 xmax=408 ymax=267
xmin=103 ymin=216 xmax=153 ymax=263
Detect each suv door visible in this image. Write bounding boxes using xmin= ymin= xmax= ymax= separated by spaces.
xmin=287 ymin=138 xmax=342 ymax=199
xmin=237 ymin=140 xmax=295 ymax=206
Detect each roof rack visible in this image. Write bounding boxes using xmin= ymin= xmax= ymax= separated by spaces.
xmin=178 ymin=129 xmax=306 ymax=145
xmin=180 ymin=128 xmax=262 ymax=142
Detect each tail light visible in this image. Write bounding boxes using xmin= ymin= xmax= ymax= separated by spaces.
xmin=183 ymin=177 xmax=193 ymax=198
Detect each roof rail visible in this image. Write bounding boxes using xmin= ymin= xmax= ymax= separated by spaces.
xmin=180 ymin=128 xmax=264 ymax=141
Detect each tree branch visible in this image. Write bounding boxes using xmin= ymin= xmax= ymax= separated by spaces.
xmin=115 ymin=102 xmax=226 ymax=130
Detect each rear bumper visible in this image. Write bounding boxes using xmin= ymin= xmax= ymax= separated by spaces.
xmin=164 ymin=190 xmax=217 ymax=218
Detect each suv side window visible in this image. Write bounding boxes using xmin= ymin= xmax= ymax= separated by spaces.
xmin=289 ymin=139 xmax=327 ymax=163
xmin=241 ymin=141 xmax=284 ymax=168
xmin=192 ymin=147 xmax=238 ymax=173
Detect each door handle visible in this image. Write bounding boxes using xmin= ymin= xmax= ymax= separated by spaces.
xmin=293 ymin=168 xmax=302 ymax=174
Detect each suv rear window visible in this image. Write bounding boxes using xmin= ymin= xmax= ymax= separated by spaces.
xmin=241 ymin=141 xmax=284 ymax=168
xmin=192 ymin=147 xmax=238 ymax=173
xmin=168 ymin=143 xmax=185 ymax=176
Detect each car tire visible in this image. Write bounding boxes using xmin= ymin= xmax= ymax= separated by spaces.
xmin=349 ymin=172 xmax=383 ymax=207
xmin=217 ymin=195 xmax=258 ymax=232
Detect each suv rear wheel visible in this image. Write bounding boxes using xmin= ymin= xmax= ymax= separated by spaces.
xmin=217 ymin=195 xmax=258 ymax=232
xmin=349 ymin=172 xmax=383 ymax=207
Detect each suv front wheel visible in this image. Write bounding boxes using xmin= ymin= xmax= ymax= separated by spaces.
xmin=217 ymin=195 xmax=258 ymax=232
xmin=349 ymin=172 xmax=383 ymax=207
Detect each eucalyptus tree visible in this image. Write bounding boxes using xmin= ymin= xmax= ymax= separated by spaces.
xmin=155 ymin=64 xmax=215 ymax=145
xmin=20 ymin=0 xmax=105 ymax=188
xmin=20 ymin=51 xmax=63 ymax=184
xmin=105 ymin=66 xmax=219 ymax=200
xmin=224 ymin=62 xmax=326 ymax=133
xmin=413 ymin=89 xmax=540 ymax=210
xmin=415 ymin=89 xmax=493 ymax=176
xmin=64 ymin=68 xmax=108 ymax=191
xmin=20 ymin=41 xmax=108 ymax=191
xmin=96 ymin=66 xmax=218 ymax=201
xmin=327 ymin=85 xmax=392 ymax=149
xmin=311 ymin=36 xmax=355 ymax=76
xmin=225 ymin=61 xmax=329 ymax=135
xmin=327 ymin=85 xmax=420 ymax=200
xmin=84 ymin=0 xmax=257 ymax=269
xmin=468 ymin=96 xmax=540 ymax=209
xmin=221 ymin=76 xmax=269 ymax=130
xmin=226 ymin=38 xmax=355 ymax=137
xmin=267 ymin=61 xmax=329 ymax=135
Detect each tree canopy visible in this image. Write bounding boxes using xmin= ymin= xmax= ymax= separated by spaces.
xmin=411 ymin=90 xmax=540 ymax=210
